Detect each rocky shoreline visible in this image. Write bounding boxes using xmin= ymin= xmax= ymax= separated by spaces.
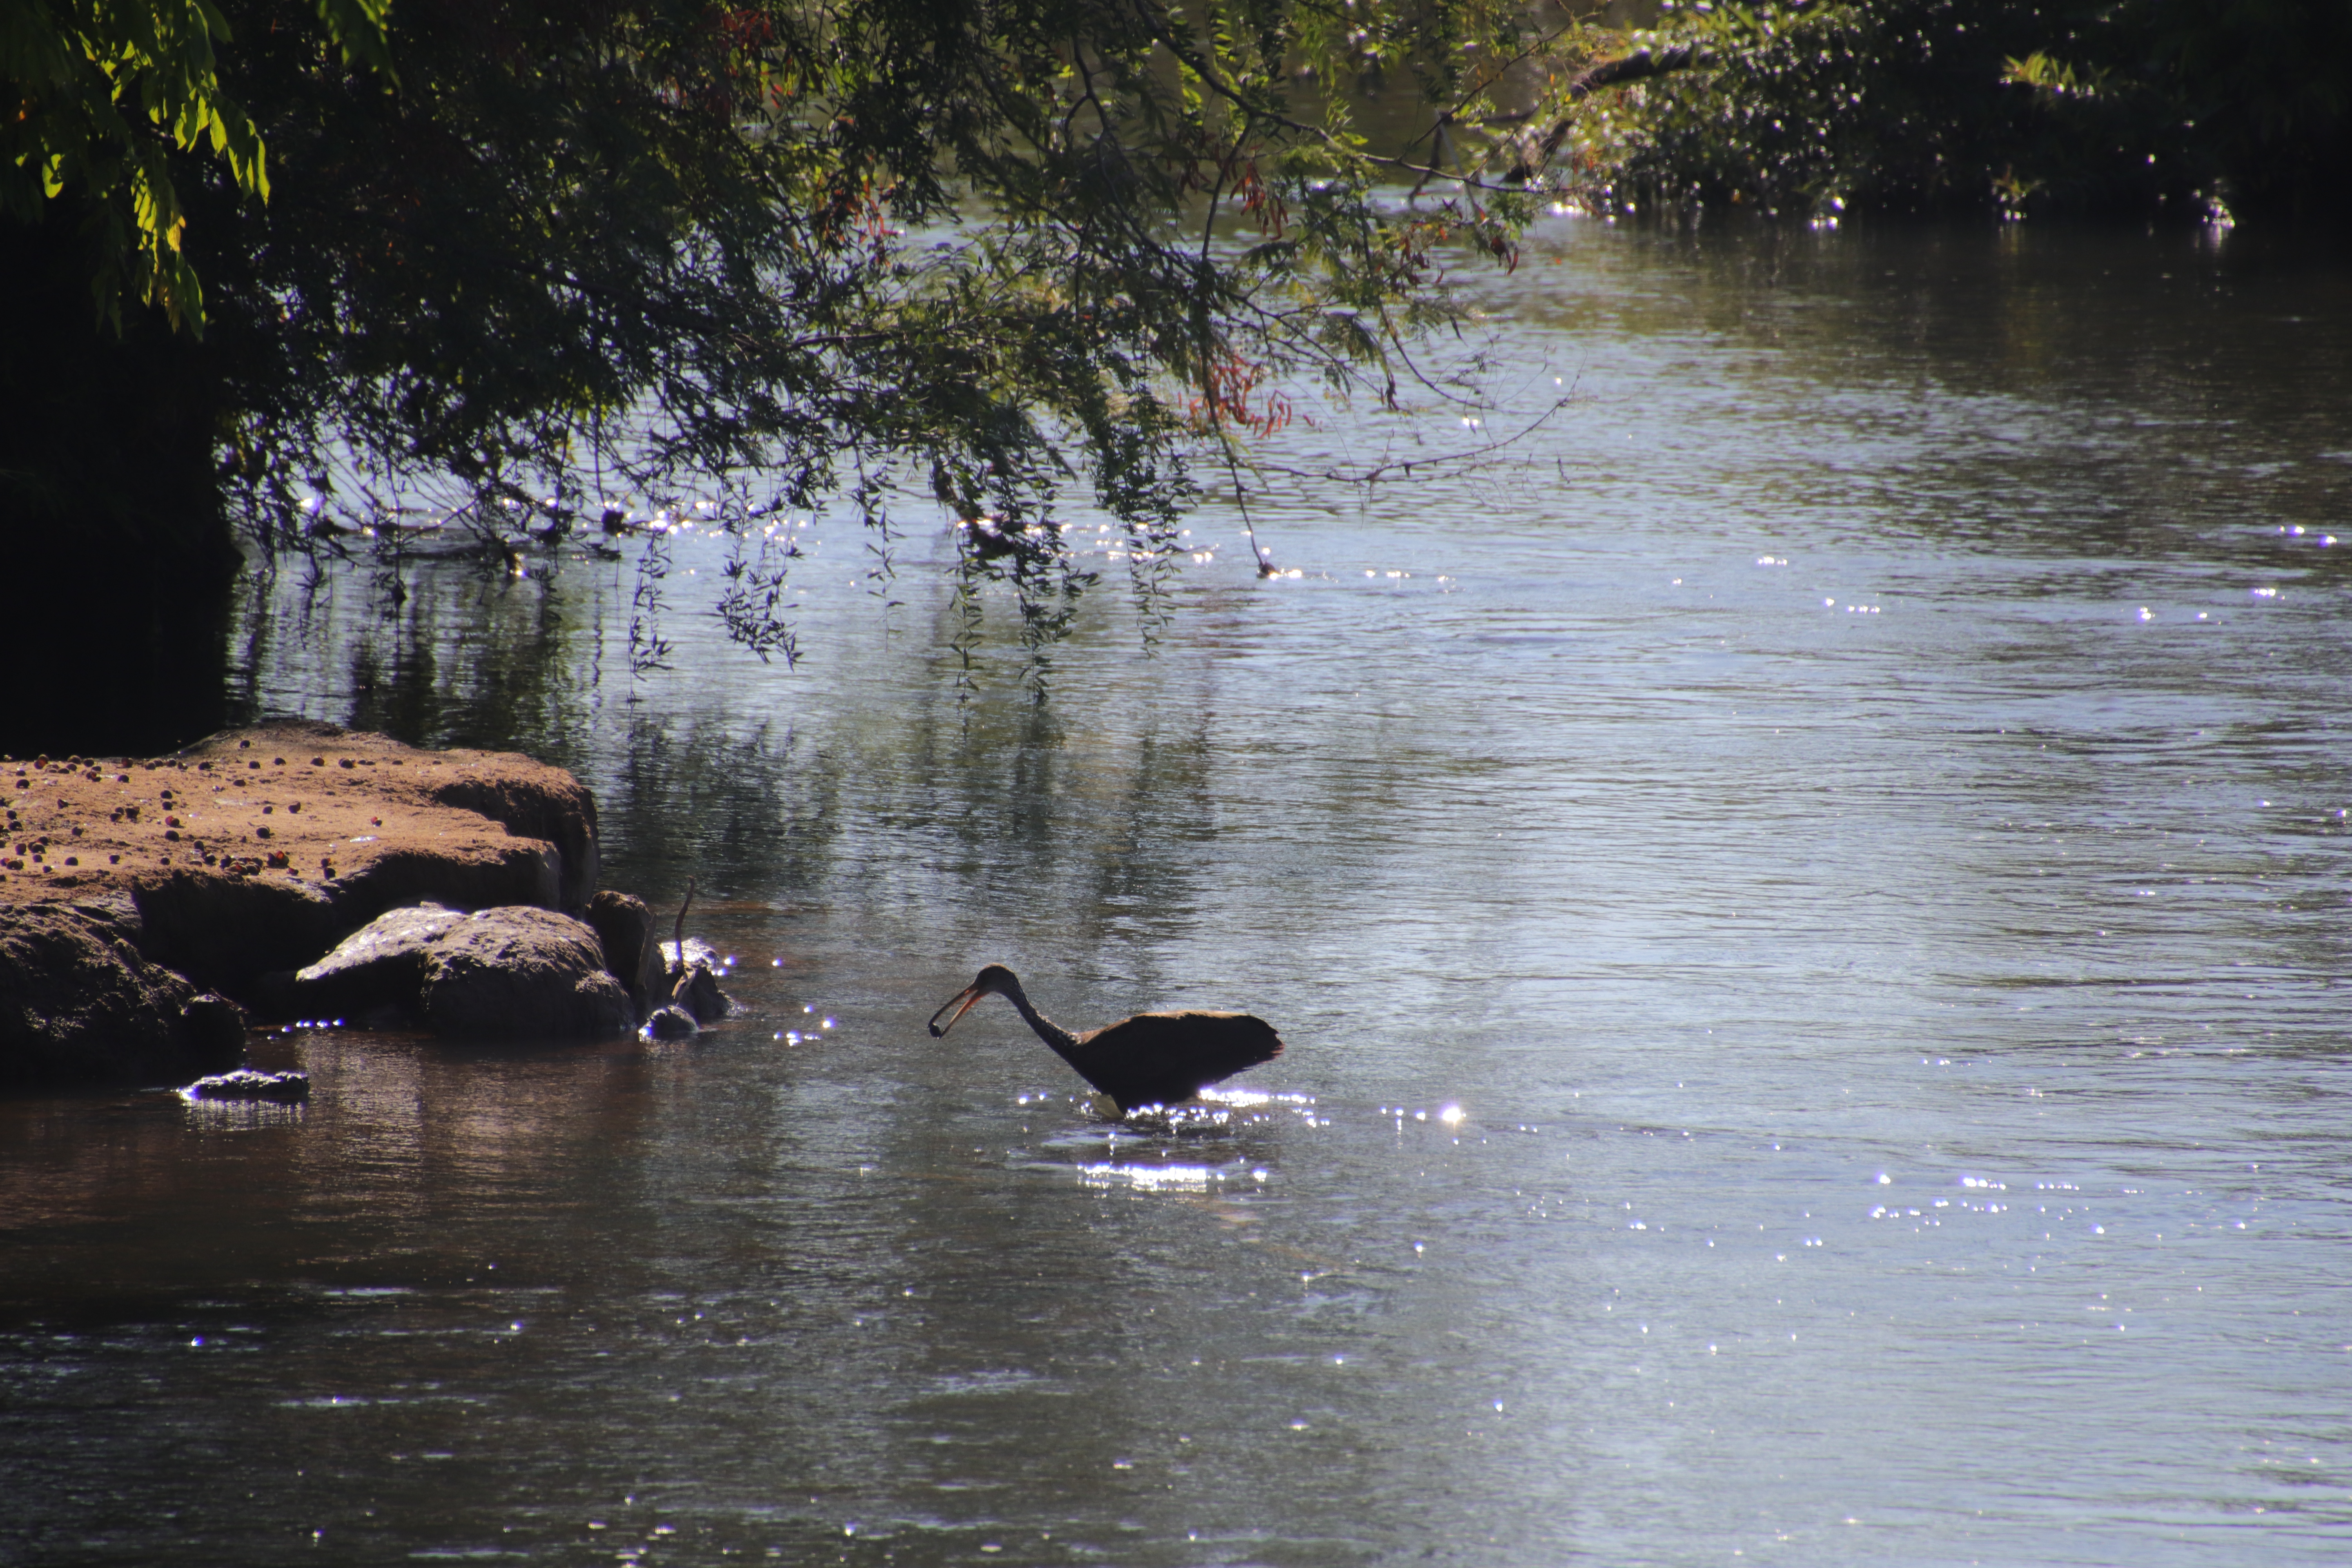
xmin=0 ymin=720 xmax=722 ymax=1091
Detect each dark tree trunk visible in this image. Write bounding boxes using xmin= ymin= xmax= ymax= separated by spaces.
xmin=0 ymin=207 xmax=238 ymax=758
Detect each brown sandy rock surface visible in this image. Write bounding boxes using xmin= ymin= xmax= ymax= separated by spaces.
xmin=0 ymin=720 xmax=602 ymax=996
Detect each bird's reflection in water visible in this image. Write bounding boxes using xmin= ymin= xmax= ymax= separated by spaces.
xmin=1017 ymin=1087 xmax=1309 ymax=1197
xmin=1036 ymin=1085 xmax=1306 ymax=1133
xmin=1075 ymin=1159 xmax=1266 ymax=1193
xmin=1116 ymin=1098 xmax=1242 ymax=1136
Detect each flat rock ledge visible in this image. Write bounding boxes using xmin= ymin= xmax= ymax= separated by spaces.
xmin=2 ymin=722 xmax=688 ymax=1090
xmin=4 ymin=719 xmax=598 ymax=993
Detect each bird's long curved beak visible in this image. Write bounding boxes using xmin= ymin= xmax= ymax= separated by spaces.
xmin=928 ymin=986 xmax=984 ymax=1038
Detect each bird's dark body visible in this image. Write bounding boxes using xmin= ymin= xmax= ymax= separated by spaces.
xmin=927 ymin=965 xmax=1284 ymax=1115
xmin=1058 ymin=1010 xmax=1284 ymax=1114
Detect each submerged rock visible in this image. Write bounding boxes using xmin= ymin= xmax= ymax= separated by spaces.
xmin=182 ymin=1067 xmax=310 ymax=1103
xmin=0 ymin=900 xmax=245 ymax=1089
xmin=640 ymin=1004 xmax=699 ymax=1041
xmin=287 ymin=904 xmax=632 ymax=1041
xmin=655 ymin=937 xmax=735 ymax=1024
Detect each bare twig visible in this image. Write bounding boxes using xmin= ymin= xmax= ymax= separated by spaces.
xmin=670 ymin=876 xmax=696 ymax=986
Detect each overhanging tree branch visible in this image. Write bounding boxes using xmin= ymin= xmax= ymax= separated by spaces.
xmin=1503 ymin=45 xmax=1711 ymax=183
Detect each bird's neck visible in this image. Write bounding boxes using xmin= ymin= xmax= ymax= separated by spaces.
xmin=999 ymin=977 xmax=1082 ymax=1058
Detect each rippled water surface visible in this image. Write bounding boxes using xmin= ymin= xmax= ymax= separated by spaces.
xmin=6 ymin=218 xmax=2352 ymax=1566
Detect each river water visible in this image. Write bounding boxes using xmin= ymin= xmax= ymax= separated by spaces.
xmin=5 ymin=216 xmax=2350 ymax=1566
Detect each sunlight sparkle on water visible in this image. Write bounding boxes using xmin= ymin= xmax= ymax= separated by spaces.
xmin=1076 ymin=1163 xmax=1226 ymax=1192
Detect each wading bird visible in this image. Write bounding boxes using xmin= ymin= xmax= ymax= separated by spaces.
xmin=927 ymin=965 xmax=1284 ymax=1115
